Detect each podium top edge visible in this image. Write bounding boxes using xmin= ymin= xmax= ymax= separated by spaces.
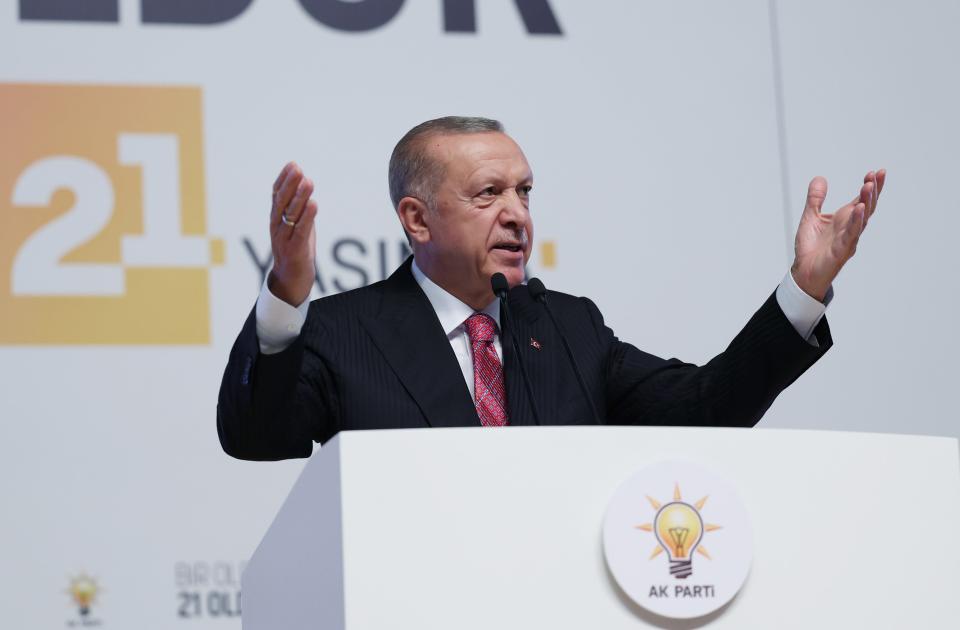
xmin=325 ymin=425 xmax=959 ymax=448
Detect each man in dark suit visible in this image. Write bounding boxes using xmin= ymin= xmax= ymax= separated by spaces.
xmin=217 ymin=117 xmax=884 ymax=461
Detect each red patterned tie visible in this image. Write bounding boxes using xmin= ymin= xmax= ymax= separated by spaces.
xmin=465 ymin=313 xmax=509 ymax=427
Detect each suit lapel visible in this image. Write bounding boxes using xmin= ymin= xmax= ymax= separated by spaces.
xmin=501 ymin=286 xmax=556 ymax=427
xmin=360 ymin=259 xmax=480 ymax=429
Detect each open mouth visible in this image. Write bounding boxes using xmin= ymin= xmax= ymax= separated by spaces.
xmin=492 ymin=242 xmax=523 ymax=253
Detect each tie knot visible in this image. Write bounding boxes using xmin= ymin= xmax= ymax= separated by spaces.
xmin=465 ymin=313 xmax=498 ymax=344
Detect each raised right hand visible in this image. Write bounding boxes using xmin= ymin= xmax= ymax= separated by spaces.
xmin=790 ymin=169 xmax=886 ymax=302
xmin=268 ymin=162 xmax=318 ymax=306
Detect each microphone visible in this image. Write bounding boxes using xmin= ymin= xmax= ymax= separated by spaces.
xmin=527 ymin=278 xmax=603 ymax=425
xmin=491 ymin=273 xmax=542 ymax=425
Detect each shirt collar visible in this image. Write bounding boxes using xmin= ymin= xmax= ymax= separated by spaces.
xmin=411 ymin=259 xmax=501 ymax=337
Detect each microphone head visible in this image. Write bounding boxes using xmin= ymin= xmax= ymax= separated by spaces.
xmin=527 ymin=277 xmax=547 ymax=302
xmin=490 ymin=272 xmax=509 ymax=297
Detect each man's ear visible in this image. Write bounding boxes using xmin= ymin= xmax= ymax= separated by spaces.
xmin=396 ymin=196 xmax=431 ymax=245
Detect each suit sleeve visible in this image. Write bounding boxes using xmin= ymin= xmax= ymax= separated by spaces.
xmin=590 ymin=292 xmax=832 ymax=428
xmin=216 ymin=306 xmax=339 ymax=460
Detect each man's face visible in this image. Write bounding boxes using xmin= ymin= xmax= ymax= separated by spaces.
xmin=419 ymin=131 xmax=534 ymax=303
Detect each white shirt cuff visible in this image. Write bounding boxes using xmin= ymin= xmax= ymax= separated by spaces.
xmin=775 ymin=271 xmax=832 ymax=345
xmin=255 ymin=278 xmax=309 ymax=355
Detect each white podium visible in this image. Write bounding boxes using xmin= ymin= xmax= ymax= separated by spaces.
xmin=242 ymin=427 xmax=960 ymax=629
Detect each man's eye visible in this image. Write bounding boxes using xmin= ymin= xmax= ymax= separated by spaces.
xmin=519 ymin=185 xmax=533 ymax=197
xmin=479 ymin=186 xmax=497 ymax=196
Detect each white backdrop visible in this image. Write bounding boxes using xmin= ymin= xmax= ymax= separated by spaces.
xmin=1 ymin=1 xmax=956 ymax=628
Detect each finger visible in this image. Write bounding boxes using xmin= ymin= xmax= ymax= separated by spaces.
xmin=853 ymin=203 xmax=867 ymax=239
xmin=289 ymin=199 xmax=318 ymax=247
xmin=876 ymin=168 xmax=887 ymax=196
xmin=836 ymin=202 xmax=866 ymax=255
xmin=270 ymin=165 xmax=295 ymax=234
xmin=863 ymin=170 xmax=875 ymax=213
xmin=859 ymin=182 xmax=875 ymax=211
xmin=273 ymin=162 xmax=294 ymax=194
xmin=273 ymin=165 xmax=303 ymax=224
xmin=284 ymin=177 xmax=314 ymax=225
xmin=859 ymin=181 xmax=876 ymax=219
xmin=802 ymin=176 xmax=828 ymax=219
xmin=832 ymin=193 xmax=857 ymax=224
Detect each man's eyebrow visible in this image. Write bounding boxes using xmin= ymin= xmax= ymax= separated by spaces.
xmin=465 ymin=169 xmax=534 ymax=188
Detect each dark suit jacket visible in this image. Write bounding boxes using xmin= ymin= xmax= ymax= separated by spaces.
xmin=217 ymin=258 xmax=831 ymax=460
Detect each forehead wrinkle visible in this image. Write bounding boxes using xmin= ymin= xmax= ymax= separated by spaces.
xmin=429 ymin=134 xmax=534 ymax=200
xmin=464 ymin=165 xmax=534 ymax=189
xmin=461 ymin=151 xmax=533 ymax=184
xmin=455 ymin=132 xmax=524 ymax=162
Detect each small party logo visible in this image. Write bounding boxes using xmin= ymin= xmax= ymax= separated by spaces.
xmin=66 ymin=573 xmax=102 ymax=626
xmin=603 ymin=461 xmax=752 ymax=619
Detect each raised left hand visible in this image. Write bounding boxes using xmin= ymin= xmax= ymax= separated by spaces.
xmin=790 ymin=169 xmax=886 ymax=301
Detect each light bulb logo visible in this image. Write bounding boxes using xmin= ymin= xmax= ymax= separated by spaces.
xmin=67 ymin=574 xmax=99 ymax=617
xmin=604 ymin=462 xmax=753 ymax=619
xmin=636 ymin=483 xmax=722 ymax=579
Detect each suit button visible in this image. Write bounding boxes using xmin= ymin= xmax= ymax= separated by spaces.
xmin=241 ymin=356 xmax=252 ymax=386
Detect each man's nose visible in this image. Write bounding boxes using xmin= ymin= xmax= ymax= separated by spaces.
xmin=498 ymin=190 xmax=529 ymax=228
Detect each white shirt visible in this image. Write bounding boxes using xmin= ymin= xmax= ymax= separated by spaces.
xmin=255 ymin=262 xmax=830 ymax=394
xmin=411 ymin=262 xmax=502 ymax=399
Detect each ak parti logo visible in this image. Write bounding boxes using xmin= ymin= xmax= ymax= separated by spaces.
xmin=603 ymin=461 xmax=753 ymax=620
xmin=0 ymin=83 xmax=223 ymax=344
xmin=635 ymin=482 xmax=722 ymax=580
xmin=66 ymin=573 xmax=102 ymax=627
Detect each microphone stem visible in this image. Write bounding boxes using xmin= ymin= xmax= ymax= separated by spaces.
xmin=498 ymin=293 xmax=542 ymax=426
xmin=540 ymin=298 xmax=603 ymax=425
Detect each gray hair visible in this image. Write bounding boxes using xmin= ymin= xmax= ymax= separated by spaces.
xmin=388 ymin=116 xmax=505 ymax=210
